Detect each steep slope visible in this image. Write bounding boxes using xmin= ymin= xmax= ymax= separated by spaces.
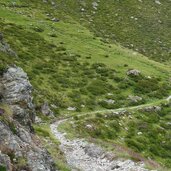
xmin=0 ymin=0 xmax=171 ymax=170
xmin=0 ymin=0 xmax=171 ymax=115
xmin=55 ymin=0 xmax=171 ymax=62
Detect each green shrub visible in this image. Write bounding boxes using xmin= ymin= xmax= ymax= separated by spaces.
xmin=87 ymin=80 xmax=111 ymax=96
xmin=0 ymin=165 xmax=6 ymax=171
xmin=135 ymin=78 xmax=159 ymax=94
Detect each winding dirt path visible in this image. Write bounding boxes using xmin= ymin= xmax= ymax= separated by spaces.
xmin=50 ymin=120 xmax=149 ymax=171
xmin=50 ymin=98 xmax=169 ymax=170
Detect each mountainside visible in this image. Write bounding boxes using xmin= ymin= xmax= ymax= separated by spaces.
xmin=56 ymin=0 xmax=171 ymax=62
xmin=0 ymin=0 xmax=171 ymax=171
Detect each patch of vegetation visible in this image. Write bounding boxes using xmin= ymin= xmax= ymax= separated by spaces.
xmin=61 ymin=102 xmax=171 ymax=169
xmin=0 ymin=165 xmax=6 ymax=171
xmin=0 ymin=104 xmax=17 ymax=134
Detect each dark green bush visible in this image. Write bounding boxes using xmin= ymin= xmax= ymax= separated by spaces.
xmin=0 ymin=165 xmax=6 ymax=171
xmin=135 ymin=78 xmax=159 ymax=94
xmin=87 ymin=80 xmax=111 ymax=96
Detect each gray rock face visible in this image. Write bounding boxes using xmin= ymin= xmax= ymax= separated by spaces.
xmin=0 ymin=121 xmax=56 ymax=171
xmin=2 ymin=66 xmax=35 ymax=129
xmin=0 ymin=153 xmax=12 ymax=171
xmin=27 ymin=148 xmax=56 ymax=171
xmin=41 ymin=102 xmax=54 ymax=116
xmin=0 ymin=66 xmax=57 ymax=171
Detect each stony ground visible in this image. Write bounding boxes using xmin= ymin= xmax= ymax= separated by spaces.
xmin=51 ymin=120 xmax=151 ymax=171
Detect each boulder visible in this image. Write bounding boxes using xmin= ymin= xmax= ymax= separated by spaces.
xmin=127 ymin=69 xmax=141 ymax=76
xmin=142 ymin=106 xmax=161 ymax=112
xmin=155 ymin=0 xmax=161 ymax=5
xmin=51 ymin=18 xmax=60 ymax=22
xmin=92 ymin=2 xmax=98 ymax=10
xmin=128 ymin=95 xmax=142 ymax=103
xmin=41 ymin=102 xmax=54 ymax=116
xmin=167 ymin=95 xmax=171 ymax=101
xmin=67 ymin=107 xmax=76 ymax=111
xmin=27 ymin=148 xmax=56 ymax=171
xmin=35 ymin=116 xmax=42 ymax=124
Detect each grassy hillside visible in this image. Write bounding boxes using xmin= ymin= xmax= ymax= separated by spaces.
xmin=0 ymin=0 xmax=171 ymax=115
xmin=55 ymin=0 xmax=171 ymax=62
xmin=0 ymin=0 xmax=171 ymax=169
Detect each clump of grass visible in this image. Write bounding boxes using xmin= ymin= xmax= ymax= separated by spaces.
xmin=33 ymin=124 xmax=70 ymax=170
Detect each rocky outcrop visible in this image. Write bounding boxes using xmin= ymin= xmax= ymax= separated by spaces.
xmin=2 ymin=66 xmax=35 ymax=130
xmin=0 ymin=66 xmax=57 ymax=171
xmin=0 ymin=121 xmax=56 ymax=171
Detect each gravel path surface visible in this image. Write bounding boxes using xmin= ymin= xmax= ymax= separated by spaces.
xmin=50 ymin=120 xmax=151 ymax=171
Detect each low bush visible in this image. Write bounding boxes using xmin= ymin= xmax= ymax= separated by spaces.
xmin=0 ymin=165 xmax=6 ymax=171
